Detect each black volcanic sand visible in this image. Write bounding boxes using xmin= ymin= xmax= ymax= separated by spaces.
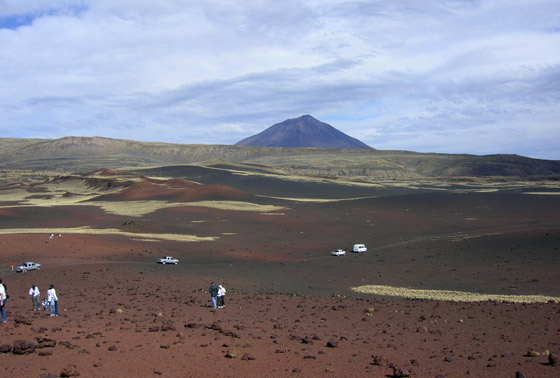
xmin=1 ymin=191 xmax=559 ymax=297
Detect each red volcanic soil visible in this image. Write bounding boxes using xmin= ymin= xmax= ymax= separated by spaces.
xmin=93 ymin=180 xmax=251 ymax=203
xmin=0 ymin=177 xmax=559 ymax=377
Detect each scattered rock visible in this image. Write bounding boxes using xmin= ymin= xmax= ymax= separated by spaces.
xmin=549 ymin=353 xmax=559 ymax=367
xmin=372 ymin=355 xmax=389 ymax=366
xmin=241 ymin=353 xmax=255 ymax=360
xmin=0 ymin=344 xmax=12 ymax=353
xmin=60 ymin=364 xmax=80 ymax=377
xmin=161 ymin=320 xmax=176 ymax=331
xmin=35 ymin=337 xmax=57 ymax=348
xmin=38 ymin=350 xmax=54 ymax=356
xmin=14 ymin=315 xmax=33 ymax=325
xmin=108 ymin=345 xmax=118 ymax=351
xmin=391 ymin=366 xmax=410 ymax=377
xmin=326 ymin=340 xmax=338 ymax=348
xmin=526 ymin=350 xmax=540 ymax=357
xmin=12 ymin=340 xmax=36 ymax=355
xmin=225 ymin=350 xmax=237 ymax=359
xmin=444 ymin=355 xmax=456 ymax=363
xmin=515 ymin=372 xmax=526 ymax=378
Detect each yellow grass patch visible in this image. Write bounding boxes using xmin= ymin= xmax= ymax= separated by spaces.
xmin=351 ymin=285 xmax=560 ymax=303
xmin=181 ymin=201 xmax=286 ymax=212
xmin=1 ymin=195 xmax=286 ymax=216
xmin=523 ymin=192 xmax=560 ymax=195
xmin=0 ymin=227 xmax=217 ymax=242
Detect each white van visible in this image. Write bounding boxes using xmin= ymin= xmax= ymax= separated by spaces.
xmin=352 ymin=244 xmax=367 ymax=253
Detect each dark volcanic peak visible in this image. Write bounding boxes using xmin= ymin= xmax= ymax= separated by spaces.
xmin=235 ymin=115 xmax=372 ymax=149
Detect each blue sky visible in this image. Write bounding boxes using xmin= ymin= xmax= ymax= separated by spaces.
xmin=1 ymin=0 xmax=559 ymax=159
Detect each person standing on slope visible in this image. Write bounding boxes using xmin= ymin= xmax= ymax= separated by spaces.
xmin=29 ymin=285 xmax=40 ymax=311
xmin=47 ymin=284 xmax=58 ymax=317
xmin=209 ymin=282 xmax=218 ymax=308
xmin=217 ymin=284 xmax=226 ymax=308
xmin=0 ymin=279 xmax=7 ymax=323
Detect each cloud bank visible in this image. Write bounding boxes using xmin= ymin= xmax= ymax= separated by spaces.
xmin=1 ymin=0 xmax=559 ymax=159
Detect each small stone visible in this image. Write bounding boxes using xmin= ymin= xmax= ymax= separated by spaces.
xmin=225 ymin=350 xmax=237 ymax=359
xmin=0 ymin=344 xmax=12 ymax=353
xmin=60 ymin=364 xmax=80 ymax=377
xmin=549 ymin=353 xmax=559 ymax=366
xmin=392 ymin=367 xmax=410 ymax=377
xmin=526 ymin=350 xmax=539 ymax=357
xmin=372 ymin=355 xmax=389 ymax=366
xmin=326 ymin=340 xmax=338 ymax=348
xmin=108 ymin=345 xmax=117 ymax=351
xmin=241 ymin=353 xmax=255 ymax=360
xmin=515 ymin=372 xmax=527 ymax=378
xmin=444 ymin=355 xmax=456 ymax=363
xmin=35 ymin=338 xmax=57 ymax=348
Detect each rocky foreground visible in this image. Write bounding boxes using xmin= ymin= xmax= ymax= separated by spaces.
xmin=0 ymin=260 xmax=558 ymax=378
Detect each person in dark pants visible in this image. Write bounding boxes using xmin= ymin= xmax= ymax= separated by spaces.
xmin=208 ymin=282 xmax=218 ymax=308
xmin=29 ymin=285 xmax=40 ymax=311
xmin=217 ymin=285 xmax=226 ymax=308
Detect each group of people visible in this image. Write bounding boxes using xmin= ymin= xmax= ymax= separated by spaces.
xmin=208 ymin=282 xmax=226 ymax=308
xmin=28 ymin=284 xmax=59 ymax=316
xmin=0 ymin=279 xmax=60 ymax=324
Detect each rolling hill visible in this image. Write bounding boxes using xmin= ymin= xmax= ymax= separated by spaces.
xmin=0 ymin=136 xmax=559 ymax=178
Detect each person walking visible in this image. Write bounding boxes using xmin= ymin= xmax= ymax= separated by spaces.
xmin=217 ymin=284 xmax=226 ymax=308
xmin=10 ymin=262 xmax=13 ymax=271
xmin=29 ymin=285 xmax=40 ymax=311
xmin=209 ymin=282 xmax=218 ymax=308
xmin=47 ymin=284 xmax=58 ymax=317
xmin=0 ymin=279 xmax=7 ymax=323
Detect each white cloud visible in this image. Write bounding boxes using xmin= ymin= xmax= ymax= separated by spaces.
xmin=0 ymin=0 xmax=559 ymax=159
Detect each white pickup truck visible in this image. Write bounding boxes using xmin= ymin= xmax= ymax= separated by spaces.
xmin=157 ymin=256 xmax=179 ymax=265
xmin=16 ymin=262 xmax=42 ymax=272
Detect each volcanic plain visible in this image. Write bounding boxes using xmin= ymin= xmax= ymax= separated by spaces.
xmin=0 ymin=164 xmax=559 ymax=377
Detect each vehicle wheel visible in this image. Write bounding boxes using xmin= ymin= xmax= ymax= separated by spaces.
xmin=162 ymin=262 xmax=166 ymax=264
xmin=174 ymin=262 xmax=177 ymax=265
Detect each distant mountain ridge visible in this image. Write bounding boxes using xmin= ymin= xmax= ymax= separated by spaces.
xmin=235 ymin=115 xmax=372 ymax=149
xmin=1 ymin=134 xmax=559 ymax=178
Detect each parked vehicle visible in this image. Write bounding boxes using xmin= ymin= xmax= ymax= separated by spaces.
xmin=16 ymin=262 xmax=41 ymax=272
xmin=352 ymin=244 xmax=367 ymax=253
xmin=157 ymin=256 xmax=179 ymax=265
xmin=330 ymin=249 xmax=347 ymax=256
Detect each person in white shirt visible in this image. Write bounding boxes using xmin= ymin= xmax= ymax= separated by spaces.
xmin=0 ymin=279 xmax=7 ymax=323
xmin=29 ymin=285 xmax=40 ymax=311
xmin=217 ymin=285 xmax=226 ymax=308
xmin=47 ymin=284 xmax=58 ymax=317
